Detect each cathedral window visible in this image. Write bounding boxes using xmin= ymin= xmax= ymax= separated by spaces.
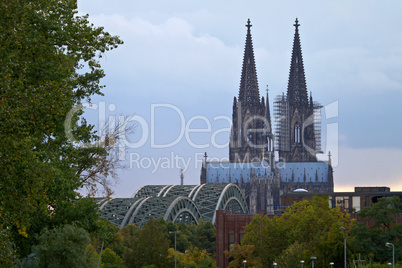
xmin=294 ymin=123 xmax=301 ymax=143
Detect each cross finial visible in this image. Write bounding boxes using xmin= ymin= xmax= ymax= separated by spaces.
xmin=246 ymin=19 xmax=252 ymax=30
xmin=294 ymin=18 xmax=300 ymax=29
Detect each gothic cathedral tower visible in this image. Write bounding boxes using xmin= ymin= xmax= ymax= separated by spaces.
xmin=229 ymin=19 xmax=273 ymax=163
xmin=274 ymin=19 xmax=321 ymax=162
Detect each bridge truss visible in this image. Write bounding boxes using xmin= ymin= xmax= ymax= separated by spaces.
xmin=96 ymin=183 xmax=248 ymax=227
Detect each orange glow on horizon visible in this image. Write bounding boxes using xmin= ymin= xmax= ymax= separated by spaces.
xmin=334 ymin=184 xmax=402 ymax=193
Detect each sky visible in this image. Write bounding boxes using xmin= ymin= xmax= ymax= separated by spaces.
xmin=77 ymin=1 xmax=402 ymax=197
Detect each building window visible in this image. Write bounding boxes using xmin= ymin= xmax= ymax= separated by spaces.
xmin=239 ymin=234 xmax=244 ymax=243
xmin=228 ymin=234 xmax=235 ymax=250
xmin=335 ymin=196 xmax=349 ymax=210
xmin=352 ymin=196 xmax=361 ymax=212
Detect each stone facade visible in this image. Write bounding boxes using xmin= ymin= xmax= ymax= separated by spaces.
xmin=201 ymin=19 xmax=333 ymax=215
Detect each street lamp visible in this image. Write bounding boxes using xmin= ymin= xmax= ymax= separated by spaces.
xmin=300 ymin=260 xmax=304 ymax=268
xmin=311 ymin=257 xmax=317 ymax=268
xmin=340 ymin=226 xmax=347 ymax=268
xmin=386 ymin=242 xmax=395 ymax=268
xmin=243 ymin=260 xmax=247 ymax=268
xmin=273 ymin=263 xmax=277 ymax=267
xmin=169 ymin=231 xmax=180 ymax=268
xmin=330 ymin=262 xmax=334 ymax=267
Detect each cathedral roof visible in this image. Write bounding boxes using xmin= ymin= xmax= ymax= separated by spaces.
xmin=205 ymin=161 xmax=272 ymax=184
xmin=205 ymin=161 xmax=330 ymax=184
xmin=278 ymin=162 xmax=329 ymax=183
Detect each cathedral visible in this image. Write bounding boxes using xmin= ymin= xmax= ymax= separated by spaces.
xmin=200 ymin=19 xmax=334 ymax=214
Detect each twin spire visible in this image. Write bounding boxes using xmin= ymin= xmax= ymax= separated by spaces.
xmin=238 ymin=18 xmax=308 ymax=107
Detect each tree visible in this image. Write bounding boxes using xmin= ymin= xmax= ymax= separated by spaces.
xmin=239 ymin=195 xmax=355 ymax=267
xmin=181 ymin=247 xmax=216 ymax=268
xmin=122 ymin=219 xmax=169 ymax=268
xmin=188 ymin=220 xmax=216 ymax=256
xmin=156 ymin=219 xmax=216 ymax=256
xmin=241 ymin=213 xmax=288 ymax=265
xmin=0 ymin=226 xmax=15 ymax=267
xmin=0 ymin=0 xmax=122 ymax=259
xmin=351 ymin=196 xmax=402 ymax=263
xmin=90 ymin=217 xmax=124 ymax=257
xmin=276 ymin=241 xmax=310 ymax=268
xmin=101 ymin=248 xmax=123 ymax=267
xmin=32 ymin=224 xmax=95 ymax=268
xmin=224 ymin=244 xmax=261 ymax=268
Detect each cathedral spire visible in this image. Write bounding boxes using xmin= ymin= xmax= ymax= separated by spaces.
xmin=238 ymin=19 xmax=260 ymax=109
xmin=287 ymin=18 xmax=308 ymax=106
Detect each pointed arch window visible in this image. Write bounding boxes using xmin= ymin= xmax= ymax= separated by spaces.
xmin=294 ymin=123 xmax=301 ymax=144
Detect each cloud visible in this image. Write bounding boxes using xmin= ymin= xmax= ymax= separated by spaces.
xmin=308 ymin=47 xmax=402 ymax=96
xmin=87 ymin=14 xmax=241 ymax=95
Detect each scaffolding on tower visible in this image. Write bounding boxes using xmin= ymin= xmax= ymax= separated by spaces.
xmin=273 ymin=94 xmax=290 ymax=152
xmin=313 ymin=101 xmax=322 ymax=153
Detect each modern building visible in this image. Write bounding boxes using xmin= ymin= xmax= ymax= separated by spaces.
xmin=282 ymin=186 xmax=402 ymax=214
xmin=201 ymin=18 xmax=333 ymax=215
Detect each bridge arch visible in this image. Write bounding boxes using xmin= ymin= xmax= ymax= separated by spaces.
xmin=98 ymin=183 xmax=248 ymax=227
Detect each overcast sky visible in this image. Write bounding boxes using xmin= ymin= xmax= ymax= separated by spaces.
xmin=77 ymin=1 xmax=402 ymax=197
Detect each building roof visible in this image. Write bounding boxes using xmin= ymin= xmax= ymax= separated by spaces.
xmin=205 ymin=161 xmax=273 ymax=184
xmin=278 ymin=162 xmax=329 ymax=183
xmin=205 ymin=161 xmax=330 ymax=183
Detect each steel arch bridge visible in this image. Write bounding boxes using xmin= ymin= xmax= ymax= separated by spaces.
xmin=96 ymin=183 xmax=248 ymax=227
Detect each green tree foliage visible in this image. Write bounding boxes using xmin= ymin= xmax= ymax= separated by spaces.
xmin=151 ymin=218 xmax=216 ymax=256
xmin=98 ymin=218 xmax=216 ymax=268
xmin=154 ymin=219 xmax=192 ymax=253
xmin=121 ymin=219 xmax=169 ymax=268
xmin=276 ymin=241 xmax=310 ymax=268
xmin=86 ymin=244 xmax=100 ymax=268
xmin=119 ymin=223 xmax=140 ymax=262
xmin=101 ymin=247 xmax=123 ymax=267
xmin=181 ymin=247 xmax=216 ymax=268
xmin=0 ymin=0 xmax=122 ymax=259
xmin=188 ymin=220 xmax=216 ymax=256
xmin=91 ymin=217 xmax=124 ymax=256
xmin=351 ymin=196 xmax=402 ymax=263
xmin=224 ymin=244 xmax=260 ymax=268
xmin=32 ymin=224 xmax=96 ymax=268
xmin=0 ymin=226 xmax=16 ymax=267
xmin=234 ymin=195 xmax=354 ymax=267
